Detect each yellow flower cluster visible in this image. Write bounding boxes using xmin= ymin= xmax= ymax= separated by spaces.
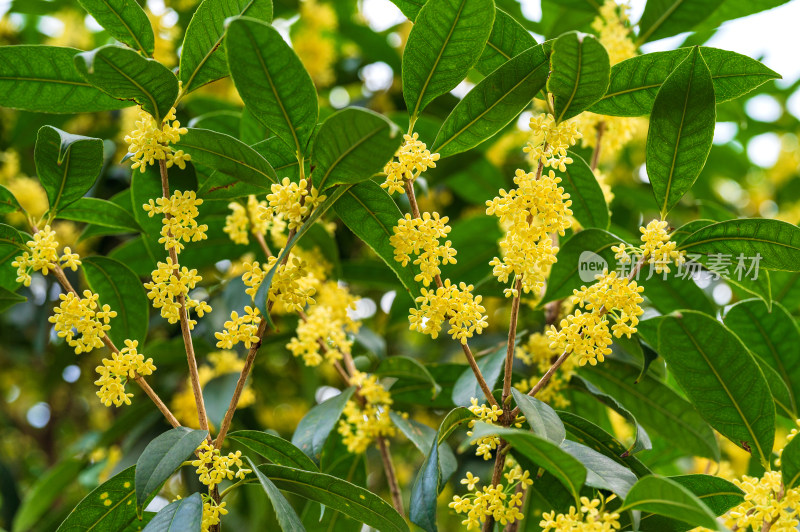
xmin=725 ymin=470 xmax=800 ymax=530
xmin=192 ymin=440 xmax=252 ymax=489
xmin=49 ymin=290 xmax=117 ymax=354
xmin=223 ymin=195 xmax=270 ymax=245
xmin=409 ymin=280 xmax=488 ymax=344
xmin=593 ymin=0 xmax=636 ymax=66
xmin=201 ymin=499 xmax=228 ymax=532
xmin=540 ymin=496 xmax=621 ymax=531
xmin=293 ymin=0 xmax=338 ymax=87
xmin=449 ymin=463 xmax=532 ymax=529
xmin=260 ymin=178 xmax=325 ymax=231
xmin=639 ymin=219 xmax=686 ymax=274
xmin=466 ymin=398 xmax=505 ymax=460
xmin=94 ymin=340 xmax=156 ymax=407
xmin=515 ymin=332 xmax=578 ymax=408
xmin=215 ymin=306 xmax=261 ymax=349
xmin=124 ymin=107 xmax=191 ymax=172
xmin=381 ymin=133 xmax=441 ymax=195
xmin=12 ymin=225 xmax=81 ymax=286
xmin=338 ymin=372 xmax=395 ymax=453
xmin=548 ymin=270 xmax=644 ymax=366
xmin=144 ymin=258 xmax=211 ymax=328
xmin=523 ymin=114 xmax=582 ymax=172
xmin=486 ymin=169 xmax=573 ymax=297
xmin=239 ymin=256 xmax=317 ymax=313
xmin=143 ymin=190 xmax=208 ymax=253
xmin=390 ymin=212 xmax=457 ymax=286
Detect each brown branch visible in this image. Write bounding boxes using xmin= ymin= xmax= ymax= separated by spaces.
xmin=481 ymin=441 xmax=508 ymax=532
xmin=254 ymin=231 xmax=273 ymax=258
xmin=502 ymin=276 xmax=523 ymax=409
xmin=590 ymin=121 xmax=605 ymax=172
xmin=378 ymin=436 xmax=404 ymax=515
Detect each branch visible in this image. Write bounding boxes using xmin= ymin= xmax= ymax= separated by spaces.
xmin=378 ymin=435 xmax=404 ymax=515
xmin=502 ymin=276 xmax=523 ymax=409
xmin=590 ymin=121 xmax=605 ymax=172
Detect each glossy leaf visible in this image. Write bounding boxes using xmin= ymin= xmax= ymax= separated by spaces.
xmin=638 ymin=0 xmax=725 ymax=43
xmin=0 ymin=287 xmax=25 ymax=312
xmin=618 ymin=476 xmax=718 ymax=530
xmin=402 ymin=0 xmax=495 ymax=121
xmin=560 ymin=440 xmax=637 ymax=498
xmin=312 ymin=107 xmax=402 ymax=190
xmin=377 ymin=356 xmax=440 ymax=398
xmin=82 ymin=256 xmax=149 ymax=345
xmin=388 ymin=413 xmax=457 ymax=482
xmin=142 ymin=493 xmax=202 ymax=532
xmin=558 ymin=151 xmax=609 ymax=229
xmin=77 ymin=0 xmax=154 ymax=55
xmin=658 ymin=311 xmax=775 ymax=465
xmin=247 ymin=457 xmax=305 ymax=532
xmin=548 ymin=31 xmax=610 ymax=122
xmin=34 ymin=126 xmax=104 ymax=213
xmin=433 ymin=45 xmax=548 ymax=158
xmin=0 ymin=45 xmax=130 ymax=113
xmin=475 ymin=8 xmax=537 ymax=74
xmin=203 ymin=372 xmax=239 ymax=430
xmin=0 ymin=185 xmax=21 ymax=215
xmin=781 ymin=432 xmax=800 ymax=489
xmin=229 ymin=431 xmax=318 ymax=471
xmin=511 ymin=388 xmax=566 ymax=445
xmin=135 ymin=427 xmax=209 ymax=510
xmin=292 ymin=387 xmax=355 ymax=464
xmin=646 ymin=47 xmax=715 ymax=215
xmin=451 ymin=346 xmax=505 ymax=407
xmin=57 ymin=197 xmax=141 ymax=233
xmin=15 ymin=459 xmax=84 ymax=532
xmin=226 ymin=17 xmax=317 ymax=154
xmin=180 ymin=0 xmax=273 ymax=93
xmin=74 ymin=45 xmax=178 ymax=121
xmin=640 ymin=268 xmax=715 ymax=316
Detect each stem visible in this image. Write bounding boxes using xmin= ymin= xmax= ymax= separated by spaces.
xmin=504 ymin=483 xmax=527 ymax=532
xmin=377 ymin=436 xmax=404 ymax=515
xmin=501 ymin=276 xmax=523 ymax=409
xmin=158 ymin=159 xmax=210 ymax=433
xmin=481 ymin=441 xmax=508 ymax=532
xmin=254 ymin=231 xmax=273 ymax=258
xmin=590 ymin=121 xmax=605 ymax=172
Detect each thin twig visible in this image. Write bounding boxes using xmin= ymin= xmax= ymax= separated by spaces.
xmin=590 ymin=121 xmax=605 ymax=172
xmin=254 ymin=231 xmax=273 ymax=258
xmin=378 ymin=436 xmax=404 ymax=515
xmin=502 ymin=276 xmax=523 ymax=409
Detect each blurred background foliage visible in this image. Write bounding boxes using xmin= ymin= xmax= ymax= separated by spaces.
xmin=0 ymin=0 xmax=799 ymax=530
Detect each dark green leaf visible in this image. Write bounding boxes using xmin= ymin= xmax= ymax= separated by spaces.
xmin=226 ymin=17 xmax=317 ymax=155
xmin=0 ymin=286 xmax=26 ymax=312
xmin=511 ymin=388 xmax=566 ymax=445
xmin=74 ymin=45 xmax=178 ymax=121
xmin=475 ymin=8 xmax=538 ymax=74
xmin=618 ymin=476 xmax=718 ymax=530
xmin=135 ymin=427 xmax=209 ymax=510
xmin=0 ymin=223 xmax=26 ymax=249
xmin=82 ymin=256 xmax=149 ymax=345
xmin=558 ymin=152 xmax=609 ymax=229
xmin=247 ymin=457 xmax=305 ymax=532
xmin=658 ymin=311 xmax=775 ymax=465
xmin=640 ymin=268 xmax=715 ymax=316
xmin=0 ymin=184 xmax=22 ymax=215
xmin=203 ymin=372 xmax=240 ymax=430
xmin=58 ymin=198 xmax=141 ymax=233
xmin=638 ymin=0 xmax=725 ymax=43
xmin=35 ymin=126 xmax=104 ymax=213
xmin=312 ymin=107 xmax=402 ymax=190
xmin=77 ymin=0 xmax=154 ymax=55
xmin=377 ymin=356 xmax=440 ymax=398
xmin=0 ymin=45 xmax=130 ymax=113
xmin=646 ymin=47 xmax=715 ymax=215
xmin=402 ymin=0 xmax=496 ymax=121
xmin=548 ymin=31 xmax=610 ymax=122
xmin=229 ymin=431 xmax=318 ymax=471
xmin=560 ymin=440 xmax=638 ymax=498
xmin=292 ymin=387 xmax=355 ymax=464
xmin=451 ymin=346 xmax=505 ymax=407
xmin=180 ymin=0 xmax=273 ymax=93
xmin=388 ymin=413 xmax=457 ymax=482
xmin=142 ymin=492 xmax=202 ymax=532
xmin=752 ymin=355 xmax=795 ymax=418
xmin=781 ymin=432 xmax=800 ymax=489
xmin=14 ymin=459 xmax=84 ymax=532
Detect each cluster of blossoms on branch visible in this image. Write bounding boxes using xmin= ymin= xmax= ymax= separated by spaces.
xmin=540 ymin=495 xmax=621 ymax=531
xmin=124 ymin=106 xmax=191 ymax=172
xmin=94 ymin=340 xmax=156 ymax=407
xmin=381 ymin=132 xmax=440 ymax=195
xmin=12 ymin=225 xmax=80 ymax=286
xmin=191 ymin=441 xmax=252 ymax=531
xmin=449 ymin=459 xmax=533 ymax=529
xmin=338 ymin=371 xmax=395 ymax=453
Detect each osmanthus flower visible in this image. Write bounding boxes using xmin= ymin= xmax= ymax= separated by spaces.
xmin=337 ymin=372 xmax=395 ymax=454
xmin=144 ymin=257 xmax=211 ymax=328
xmin=409 ymin=280 xmax=488 ymax=344
xmin=124 ymin=107 xmax=191 ymax=172
xmin=466 ymin=398 xmax=506 ymax=460
xmin=223 ymin=195 xmax=273 ymax=245
xmin=292 ymin=0 xmax=338 ymax=87
xmin=143 ymin=190 xmax=208 ymax=253
xmin=94 ymin=340 xmax=156 ymax=407
xmin=239 ymin=254 xmax=317 ymax=313
xmin=214 ymin=306 xmax=261 ymax=349
xmin=514 ymin=332 xmax=578 ymax=408
xmin=381 ymin=132 xmax=441 ymax=195
xmin=611 ymin=219 xmax=686 ymax=274
xmin=192 ymin=441 xmax=252 ymax=532
xmin=540 ymin=495 xmax=621 ymax=531
xmin=260 ymin=177 xmax=325 ymax=231
xmin=390 ymin=211 xmax=457 ymax=286
xmin=449 ymin=459 xmax=533 ymax=529
xmin=49 ymin=290 xmax=117 ymax=354
xmin=12 ymin=225 xmax=82 ymax=286
xmin=523 ymin=113 xmax=582 ymax=172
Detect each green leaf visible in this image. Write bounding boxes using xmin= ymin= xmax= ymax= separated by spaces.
xmin=0 ymin=184 xmax=22 ymax=215
xmin=0 ymin=223 xmax=26 ymax=249
xmin=658 ymin=311 xmax=775 ymax=465
xmin=511 ymin=388 xmax=566 ymax=445
xmin=432 ymin=45 xmax=548 ymax=158
xmin=781 ymin=431 xmax=800 ymax=489
xmin=640 ymin=268 xmax=715 ymax=316
xmin=471 ymin=423 xmax=586 ymax=503
xmin=254 ymin=464 xmax=409 ymax=532
xmin=142 ymin=492 xmax=202 ymax=532
xmin=312 ymin=107 xmax=402 ymax=190
xmin=226 ymin=17 xmax=318 ymax=155
xmin=388 ymin=412 xmax=457 ymax=482
xmin=475 ymin=8 xmax=538 ymax=74
xmin=74 ymin=45 xmax=178 ymax=121
xmin=82 ymin=256 xmax=149 ymax=345
xmin=377 ymin=356 xmax=440 ymax=399
xmin=77 ymin=0 xmax=155 ymax=56
xmin=558 ymin=151 xmax=609 ymax=229
xmin=581 ymin=359 xmax=719 ymax=460
xmin=753 ymin=355 xmax=795 ymax=418
xmin=203 ymin=372 xmax=240 ymax=430
xmin=724 ymin=299 xmax=800 ymax=416
xmin=451 ymin=346 xmax=505 ymax=407
xmin=560 ymin=440 xmax=638 ymax=498
xmin=229 ymin=431 xmax=318 ymax=471
xmin=591 ymin=47 xmax=779 ymax=117
xmin=678 ymin=218 xmax=800 ymax=271
xmin=638 ymin=0 xmax=725 ymax=43
xmin=646 ymin=47 xmax=715 ymax=215
xmin=0 ymin=286 xmax=26 ymax=312
xmin=57 ymin=197 xmax=141 ymax=233
xmin=180 ymin=0 xmax=273 ymax=93
xmin=410 ymin=407 xmax=474 ymax=532
xmin=55 ymin=466 xmax=150 ymax=532
xmin=177 ymin=128 xmax=278 ymax=189
xmin=547 ymin=31 xmax=610 ymax=122
xmin=618 ymin=476 xmax=719 ymax=530
xmin=637 ymin=474 xmax=744 ymax=531
xmin=247 ymin=457 xmax=305 ymax=532
xmin=332 ymin=181 xmax=423 ymax=298
xmin=402 ymin=0 xmax=496 ymax=121
xmin=14 ymin=458 xmax=84 ymax=532
xmin=0 ymin=45 xmax=131 ymax=113
xmin=35 ymin=126 xmax=104 ymax=213
xmin=135 ymin=427 xmax=209 ymax=510
xmin=292 ymin=387 xmax=355 ymax=464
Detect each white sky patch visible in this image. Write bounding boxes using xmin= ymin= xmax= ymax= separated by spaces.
xmin=84 ymin=14 xmax=104 ymax=32
xmin=37 ymin=15 xmax=64 ymax=37
xmin=450 ymin=80 xmax=474 ymax=99
xmin=360 ymin=0 xmax=406 ymax=32
xmin=746 ymin=94 xmax=783 ymax=122
xmin=27 ymin=402 xmax=51 ymax=428
xmin=747 ymin=132 xmax=782 ymax=168
xmin=316 ymin=386 xmax=341 ymax=404
xmin=360 ymin=61 xmax=394 ymax=92
xmin=786 ymin=90 xmax=800 ymax=120
xmin=713 ymin=122 xmax=737 ymax=144
xmin=329 ymin=86 xmax=350 ymax=109
xmin=63 ymin=365 xmax=81 ymax=383
xmin=712 ymin=283 xmax=733 ymax=305
xmin=380 ymin=291 xmax=396 ymax=314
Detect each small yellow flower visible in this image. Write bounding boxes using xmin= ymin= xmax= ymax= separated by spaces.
xmin=94 ymin=340 xmax=156 ymax=407
xmin=223 ymin=195 xmax=272 ymax=245
xmin=143 ymin=190 xmax=208 ymax=253
xmin=540 ymin=495 xmax=621 ymax=531
xmin=640 ymin=219 xmax=686 ymax=273
xmin=12 ymin=225 xmax=81 ymax=286
xmin=49 ymin=290 xmax=117 ymax=354
xmin=408 ymin=280 xmax=488 ymax=344
xmin=381 ymin=133 xmax=440 ymax=195
xmin=192 ymin=441 xmax=251 ymax=490
xmin=523 ymin=113 xmax=582 ymax=171
xmin=390 ymin=211 xmax=456 ymax=287
xmin=214 ymin=306 xmax=261 ymax=349
xmin=144 ymin=257 xmax=210 ymax=327
xmin=260 ymin=178 xmax=325 ymax=231
xmin=124 ymin=107 xmax=191 ymax=172
xmin=337 ymin=372 xmax=395 ymax=453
